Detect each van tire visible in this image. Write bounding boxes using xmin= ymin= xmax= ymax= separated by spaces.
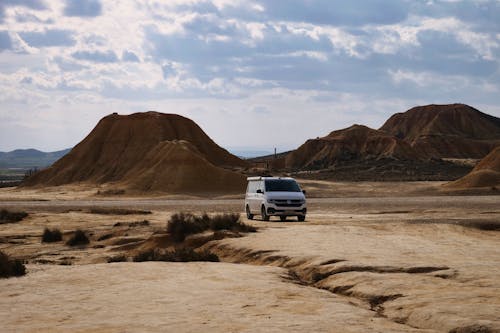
xmin=246 ymin=205 xmax=254 ymax=220
xmin=298 ymin=215 xmax=306 ymax=222
xmin=280 ymin=216 xmax=287 ymax=222
xmin=261 ymin=206 xmax=270 ymax=221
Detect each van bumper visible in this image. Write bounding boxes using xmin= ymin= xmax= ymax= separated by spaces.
xmin=267 ymin=206 xmax=307 ymax=216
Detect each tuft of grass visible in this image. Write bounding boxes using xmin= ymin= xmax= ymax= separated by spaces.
xmin=89 ymin=208 xmax=151 ymax=215
xmin=66 ymin=229 xmax=90 ymax=246
xmin=0 ymin=209 xmax=28 ymax=224
xmin=96 ymin=189 xmax=126 ymax=196
xmin=209 ymin=213 xmax=257 ymax=233
xmin=0 ymin=250 xmax=26 ymax=278
xmin=107 ymin=255 xmax=127 ymax=263
xmin=166 ymin=212 xmax=255 ymax=242
xmin=41 ymin=228 xmax=63 ymax=243
xmin=167 ymin=213 xmax=210 ymax=242
xmin=113 ymin=220 xmax=150 ymax=228
xmin=133 ymin=248 xmax=219 ymax=262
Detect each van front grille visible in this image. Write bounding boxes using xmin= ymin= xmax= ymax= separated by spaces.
xmin=274 ymin=200 xmax=303 ymax=207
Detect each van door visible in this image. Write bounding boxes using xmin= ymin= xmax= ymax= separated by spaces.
xmin=248 ymin=181 xmax=258 ymax=212
xmin=255 ymin=180 xmax=265 ymax=211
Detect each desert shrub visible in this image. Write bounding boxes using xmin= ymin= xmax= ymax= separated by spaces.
xmin=114 ymin=220 xmax=150 ymax=228
xmin=0 ymin=209 xmax=28 ymax=224
xmin=0 ymin=250 xmax=26 ymax=278
xmin=129 ymin=220 xmax=150 ymax=227
xmin=66 ymin=229 xmax=89 ymax=246
xmin=96 ymin=189 xmax=126 ymax=195
xmin=89 ymin=208 xmax=151 ymax=215
xmin=167 ymin=213 xmax=210 ymax=242
xmin=166 ymin=212 xmax=255 ymax=242
xmin=209 ymin=213 xmax=256 ymax=233
xmin=133 ymin=249 xmax=156 ymax=262
xmin=107 ymin=255 xmax=127 ymax=263
xmin=42 ymin=228 xmax=62 ymax=243
xmin=133 ymin=248 xmax=219 ymax=262
xmin=162 ymin=248 xmax=219 ymax=262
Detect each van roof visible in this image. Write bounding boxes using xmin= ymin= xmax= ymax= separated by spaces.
xmin=247 ymin=176 xmax=295 ymax=181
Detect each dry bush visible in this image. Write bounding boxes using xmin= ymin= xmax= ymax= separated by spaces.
xmin=0 ymin=250 xmax=26 ymax=278
xmin=42 ymin=228 xmax=62 ymax=243
xmin=209 ymin=213 xmax=257 ymax=233
xmin=66 ymin=229 xmax=89 ymax=246
xmin=96 ymin=189 xmax=126 ymax=195
xmin=0 ymin=209 xmax=28 ymax=224
xmin=113 ymin=220 xmax=150 ymax=227
xmin=166 ymin=213 xmax=210 ymax=242
xmin=89 ymin=208 xmax=151 ymax=215
xmin=107 ymin=255 xmax=127 ymax=263
xmin=133 ymin=248 xmax=219 ymax=262
xmin=166 ymin=212 xmax=255 ymax=242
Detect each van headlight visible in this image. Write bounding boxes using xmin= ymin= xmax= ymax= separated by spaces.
xmin=267 ymin=199 xmax=277 ymax=203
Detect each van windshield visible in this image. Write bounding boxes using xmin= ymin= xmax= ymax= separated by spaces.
xmin=265 ymin=179 xmax=301 ymax=192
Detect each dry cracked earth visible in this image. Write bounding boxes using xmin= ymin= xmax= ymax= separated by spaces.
xmin=0 ymin=184 xmax=499 ymax=333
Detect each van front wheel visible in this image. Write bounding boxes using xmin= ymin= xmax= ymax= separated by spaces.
xmin=261 ymin=206 xmax=270 ymax=221
xmin=298 ymin=215 xmax=306 ymax=222
xmin=246 ymin=205 xmax=254 ymax=220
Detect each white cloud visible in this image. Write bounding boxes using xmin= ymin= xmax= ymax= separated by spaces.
xmin=0 ymin=0 xmax=499 ymax=151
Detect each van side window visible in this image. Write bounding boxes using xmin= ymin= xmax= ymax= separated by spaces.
xmin=257 ymin=181 xmax=264 ymax=193
xmin=249 ymin=181 xmax=257 ymax=193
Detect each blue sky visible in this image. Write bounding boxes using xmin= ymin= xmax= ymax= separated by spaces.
xmin=0 ymin=0 xmax=499 ymax=152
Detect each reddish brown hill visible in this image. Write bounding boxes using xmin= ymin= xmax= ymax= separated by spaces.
xmin=285 ymin=125 xmax=423 ymax=169
xmin=380 ymin=104 xmax=500 ymax=158
xmin=120 ymin=140 xmax=246 ymax=193
xmin=446 ymin=146 xmax=500 ymax=189
xmin=24 ymin=112 xmax=246 ymax=192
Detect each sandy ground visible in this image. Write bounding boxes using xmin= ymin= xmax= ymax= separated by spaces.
xmin=0 ymin=263 xmax=435 ymax=333
xmin=0 ymin=184 xmax=499 ymax=332
xmin=0 ymin=179 xmax=452 ymax=202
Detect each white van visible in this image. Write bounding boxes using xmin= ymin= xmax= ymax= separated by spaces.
xmin=245 ymin=177 xmax=307 ymax=222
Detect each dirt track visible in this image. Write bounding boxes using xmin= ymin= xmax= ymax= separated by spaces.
xmin=0 ymin=194 xmax=498 ymax=213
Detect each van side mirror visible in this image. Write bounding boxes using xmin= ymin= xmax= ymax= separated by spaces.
xmin=256 ymin=189 xmax=263 ymax=194
xmin=302 ymin=190 xmax=307 ymax=195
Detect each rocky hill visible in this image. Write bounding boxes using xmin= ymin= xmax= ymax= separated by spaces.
xmin=445 ymin=146 xmax=500 ymax=189
xmin=23 ymin=112 xmax=246 ymax=193
xmin=380 ymin=104 xmax=500 ymax=158
xmin=285 ymin=124 xmax=423 ymax=170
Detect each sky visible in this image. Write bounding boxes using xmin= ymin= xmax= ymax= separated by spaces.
xmin=0 ymin=0 xmax=499 ymax=153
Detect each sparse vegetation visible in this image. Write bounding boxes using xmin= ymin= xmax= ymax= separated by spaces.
xmin=89 ymin=208 xmax=151 ymax=215
xmin=66 ymin=229 xmax=90 ymax=246
xmin=96 ymin=189 xmax=126 ymax=195
xmin=0 ymin=250 xmax=26 ymax=278
xmin=107 ymin=254 xmax=127 ymax=263
xmin=113 ymin=220 xmax=150 ymax=228
xmin=23 ymin=167 xmax=39 ymax=180
xmin=133 ymin=248 xmax=219 ymax=262
xmin=209 ymin=213 xmax=257 ymax=233
xmin=167 ymin=213 xmax=210 ymax=242
xmin=166 ymin=212 xmax=256 ymax=242
xmin=0 ymin=209 xmax=28 ymax=224
xmin=42 ymin=227 xmax=63 ymax=243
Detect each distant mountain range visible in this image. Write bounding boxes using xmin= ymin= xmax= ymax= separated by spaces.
xmin=0 ymin=148 xmax=71 ymax=169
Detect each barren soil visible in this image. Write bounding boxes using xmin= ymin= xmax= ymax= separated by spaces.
xmin=0 ymin=184 xmax=499 ymax=332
